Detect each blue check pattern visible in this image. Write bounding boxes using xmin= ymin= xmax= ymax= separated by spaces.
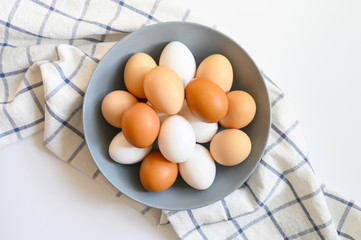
xmin=1 ymin=1 xmax=360 ymax=239
xmin=165 ymin=76 xmax=361 ymax=239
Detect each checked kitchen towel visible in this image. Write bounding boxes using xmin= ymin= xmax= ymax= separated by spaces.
xmin=1 ymin=0 xmax=360 ymax=239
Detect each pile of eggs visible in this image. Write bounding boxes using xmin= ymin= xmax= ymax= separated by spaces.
xmin=101 ymin=41 xmax=256 ymax=193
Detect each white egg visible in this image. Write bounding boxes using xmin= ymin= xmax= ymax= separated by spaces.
xmin=179 ymin=101 xmax=218 ymax=143
xmin=159 ymin=41 xmax=196 ymax=87
xmin=179 ymin=144 xmax=216 ymax=190
xmin=158 ymin=115 xmax=196 ymax=163
xmin=108 ymin=131 xmax=152 ymax=164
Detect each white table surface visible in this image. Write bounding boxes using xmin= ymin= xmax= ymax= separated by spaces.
xmin=1 ymin=1 xmax=360 ymax=239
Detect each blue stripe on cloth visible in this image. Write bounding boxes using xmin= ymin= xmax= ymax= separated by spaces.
xmin=37 ymin=0 xmax=57 ymax=44
xmin=115 ymin=191 xmax=122 ymax=198
xmin=0 ymin=19 xmax=51 ymax=39
xmin=221 ymin=199 xmax=248 ymax=240
xmin=48 ymin=58 xmax=86 ymax=99
xmin=26 ymin=46 xmax=33 ymax=65
xmin=271 ymin=92 xmax=285 ymax=107
xmin=45 ymin=102 xmax=84 ymax=139
xmin=30 ymin=0 xmax=129 ymax=33
xmin=323 ymin=191 xmax=361 ymax=212
xmin=288 ymin=218 xmax=333 ymax=240
xmin=141 ymin=206 xmax=151 ymax=215
xmin=182 ymin=9 xmax=191 ymax=21
xmin=23 ymin=76 xmax=44 ymax=115
xmin=260 ymin=160 xmax=325 ymax=240
xmin=0 ymin=81 xmax=43 ymax=104
xmin=226 ymin=187 xmax=323 ymax=240
xmin=337 ymin=201 xmax=353 ymax=235
xmin=66 ymin=140 xmax=85 ymax=163
xmin=271 ymin=123 xmax=313 ymax=171
xmin=1 ymin=0 xmax=23 ymax=141
xmin=337 ymin=230 xmax=355 ymax=240
xmin=69 ymin=0 xmax=90 ymax=45
xmin=261 ymin=71 xmax=281 ymax=90
xmin=185 ymin=210 xmax=207 ymax=240
xmin=243 ymin=183 xmax=288 ymax=239
xmin=0 ymin=117 xmax=44 ymax=139
xmin=141 ymin=0 xmax=160 ymax=27
xmin=91 ymin=169 xmax=100 ymax=179
xmin=0 ymin=19 xmax=103 ymax=44
xmin=0 ymin=68 xmax=27 ymax=78
xmin=111 ymin=0 xmax=161 ymax=23
xmin=179 ymin=186 xmax=323 ymax=240
xmin=0 ymin=43 xmax=16 ymax=48
xmin=43 ymin=103 xmax=82 ymax=145
xmin=263 ymin=120 xmax=299 ymax=155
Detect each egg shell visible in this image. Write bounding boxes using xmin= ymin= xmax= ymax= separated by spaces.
xmin=196 ymin=54 xmax=233 ymax=92
xmin=185 ymin=77 xmax=228 ymax=123
xmin=144 ymin=66 xmax=184 ymax=115
xmin=121 ymin=102 xmax=160 ymax=148
xmin=101 ymin=90 xmax=138 ymax=128
xmin=210 ymin=129 xmax=251 ymax=166
xmin=220 ymin=90 xmax=256 ymax=129
xmin=108 ymin=131 xmax=152 ymax=164
xmin=179 ymin=144 xmax=216 ymax=190
xmin=124 ymin=53 xmax=157 ymax=99
xmin=179 ymin=101 xmax=218 ymax=143
xmin=146 ymin=101 xmax=168 ymax=124
xmin=139 ymin=151 xmax=178 ymax=193
xmin=158 ymin=115 xmax=196 ymax=163
xmin=159 ymin=41 xmax=196 ymax=87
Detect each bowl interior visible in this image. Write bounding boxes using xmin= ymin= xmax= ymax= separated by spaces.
xmin=83 ymin=22 xmax=271 ymax=210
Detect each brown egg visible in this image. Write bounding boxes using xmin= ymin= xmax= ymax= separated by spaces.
xmin=101 ymin=90 xmax=138 ymax=128
xmin=210 ymin=129 xmax=251 ymax=166
xmin=220 ymin=90 xmax=256 ymax=129
xmin=185 ymin=77 xmax=228 ymax=123
xmin=144 ymin=66 xmax=184 ymax=115
xmin=196 ymin=54 xmax=233 ymax=92
xmin=139 ymin=151 xmax=178 ymax=192
xmin=124 ymin=53 xmax=157 ymax=99
xmin=121 ymin=103 xmax=160 ymax=148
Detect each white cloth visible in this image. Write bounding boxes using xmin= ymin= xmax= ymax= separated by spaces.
xmin=1 ymin=0 xmax=360 ymax=239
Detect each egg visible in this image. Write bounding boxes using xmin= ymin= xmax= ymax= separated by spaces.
xmin=146 ymin=101 xmax=168 ymax=124
xmin=185 ymin=77 xmax=228 ymax=123
xmin=159 ymin=41 xmax=196 ymax=87
xmin=121 ymin=102 xmax=160 ymax=148
xmin=210 ymin=129 xmax=251 ymax=166
xmin=108 ymin=131 xmax=152 ymax=164
xmin=158 ymin=115 xmax=196 ymax=163
xmin=139 ymin=151 xmax=178 ymax=192
xmin=179 ymin=101 xmax=218 ymax=143
xmin=220 ymin=90 xmax=256 ymax=129
xmin=101 ymin=90 xmax=138 ymax=128
xmin=196 ymin=54 xmax=233 ymax=92
xmin=144 ymin=66 xmax=184 ymax=114
xmin=179 ymin=144 xmax=216 ymax=190
xmin=124 ymin=53 xmax=157 ymax=99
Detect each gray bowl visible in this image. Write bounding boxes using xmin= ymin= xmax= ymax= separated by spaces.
xmin=83 ymin=22 xmax=271 ymax=210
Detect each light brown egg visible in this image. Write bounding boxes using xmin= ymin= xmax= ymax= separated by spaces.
xmin=210 ymin=129 xmax=251 ymax=166
xmin=196 ymin=54 xmax=233 ymax=92
xmin=143 ymin=66 xmax=184 ymax=115
xmin=101 ymin=90 xmax=138 ymax=128
xmin=121 ymin=103 xmax=160 ymax=148
xmin=124 ymin=53 xmax=157 ymax=99
xmin=185 ymin=77 xmax=228 ymax=123
xmin=139 ymin=151 xmax=178 ymax=192
xmin=220 ymin=90 xmax=256 ymax=129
